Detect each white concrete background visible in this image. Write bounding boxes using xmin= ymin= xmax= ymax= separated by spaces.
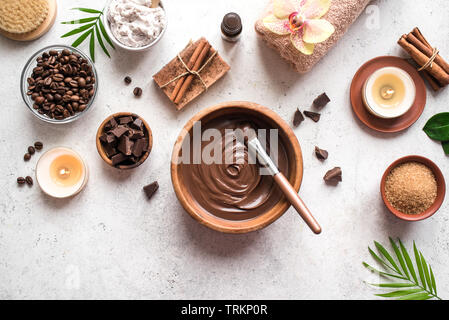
xmin=0 ymin=0 xmax=448 ymax=300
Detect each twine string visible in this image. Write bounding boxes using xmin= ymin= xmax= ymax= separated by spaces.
xmin=418 ymin=47 xmax=439 ymax=71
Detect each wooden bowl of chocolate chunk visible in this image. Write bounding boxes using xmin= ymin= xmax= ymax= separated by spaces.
xmin=96 ymin=112 xmax=152 ymax=169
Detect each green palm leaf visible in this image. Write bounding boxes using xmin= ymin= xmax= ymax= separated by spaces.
xmin=389 ymin=237 xmax=409 ymax=278
xmin=89 ymin=30 xmax=95 ymax=62
xmin=95 ymin=24 xmax=110 ymax=58
xmin=368 ymin=247 xmax=396 ymax=273
xmin=98 ymin=18 xmax=115 ymax=49
xmin=61 ymin=17 xmax=98 ymax=24
xmin=413 ymin=242 xmax=426 ymax=290
xmin=398 ymin=238 xmax=418 ymax=284
xmin=376 ymin=289 xmax=423 ymax=298
xmin=71 ymin=8 xmax=103 ymax=14
xmin=72 ymin=29 xmax=92 ymax=48
xmin=369 ymin=283 xmax=416 ymax=288
xmin=420 ymin=252 xmax=432 ymax=294
xmin=430 ymin=266 xmax=437 ymax=295
xmin=398 ymin=292 xmax=433 ymax=300
xmin=374 ymin=241 xmax=401 ymax=273
xmin=363 ymin=262 xmax=407 ymax=280
xmin=61 ymin=23 xmax=95 ymax=38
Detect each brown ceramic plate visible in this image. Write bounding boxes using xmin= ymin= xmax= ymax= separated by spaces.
xmin=171 ymin=101 xmax=303 ymax=234
xmin=380 ymin=155 xmax=446 ymax=221
xmin=350 ymin=56 xmax=426 ymax=133
xmin=96 ymin=112 xmax=153 ymax=170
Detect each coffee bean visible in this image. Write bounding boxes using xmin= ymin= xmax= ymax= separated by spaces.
xmin=24 ymin=153 xmax=31 ymax=161
xmin=133 ymin=87 xmax=142 ymax=97
xmin=25 ymin=176 xmax=33 ymax=186
xmin=17 ymin=177 xmax=26 ymax=185
xmin=124 ymin=76 xmax=132 ymax=84
xmin=34 ymin=141 xmax=43 ymax=150
xmin=28 ymin=146 xmax=35 ymax=155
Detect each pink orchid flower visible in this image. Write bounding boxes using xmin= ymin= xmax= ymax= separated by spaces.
xmin=263 ymin=0 xmax=335 ymax=55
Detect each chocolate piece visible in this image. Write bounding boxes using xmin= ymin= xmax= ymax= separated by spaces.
xmin=315 ymin=146 xmax=328 ymax=160
xmin=111 ymin=153 xmax=128 ymax=166
xmin=142 ymin=138 xmax=149 ymax=151
xmin=128 ymin=129 xmax=145 ymax=140
xmin=103 ymin=144 xmax=118 ymax=158
xmin=99 ymin=133 xmax=117 ymax=145
xmin=313 ymin=93 xmax=330 ymax=109
xmin=324 ymin=167 xmax=342 ymax=183
xmin=119 ymin=116 xmax=133 ymax=125
xmin=143 ymin=181 xmax=159 ymax=200
xmin=117 ymin=135 xmax=134 ymax=156
xmin=110 ymin=125 xmax=129 ymax=138
xmin=293 ymin=109 xmax=304 ymax=127
xmin=304 ymin=111 xmax=321 ymax=122
xmin=105 ymin=118 xmax=118 ymax=131
xmin=132 ymin=138 xmax=146 ymax=157
xmin=130 ymin=118 xmax=143 ymax=130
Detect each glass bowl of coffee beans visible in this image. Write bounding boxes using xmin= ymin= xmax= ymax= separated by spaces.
xmin=20 ymin=45 xmax=98 ymax=124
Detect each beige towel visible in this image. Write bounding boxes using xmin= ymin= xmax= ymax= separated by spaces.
xmin=255 ymin=0 xmax=371 ymax=73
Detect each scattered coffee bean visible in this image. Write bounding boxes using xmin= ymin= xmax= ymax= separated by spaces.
xmin=304 ymin=111 xmax=321 ymax=122
xmin=293 ymin=109 xmax=305 ymax=127
xmin=25 ymin=176 xmax=33 ymax=186
xmin=28 ymin=146 xmax=36 ymax=155
xmin=313 ymin=93 xmax=330 ymax=109
xmin=26 ymin=49 xmax=96 ymax=120
xmin=34 ymin=141 xmax=43 ymax=150
xmin=24 ymin=153 xmax=31 ymax=161
xmin=324 ymin=167 xmax=342 ymax=183
xmin=315 ymin=146 xmax=328 ymax=160
xmin=143 ymin=181 xmax=159 ymax=200
xmin=124 ymin=76 xmax=132 ymax=84
xmin=133 ymin=87 xmax=143 ymax=97
xmin=17 ymin=177 xmax=26 ymax=185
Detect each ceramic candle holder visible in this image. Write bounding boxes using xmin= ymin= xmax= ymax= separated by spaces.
xmin=36 ymin=147 xmax=88 ymax=198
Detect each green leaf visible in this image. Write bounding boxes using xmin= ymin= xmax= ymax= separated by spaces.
xmin=71 ymin=29 xmax=93 ymax=48
xmin=363 ymin=262 xmax=408 ymax=280
xmin=368 ymin=247 xmax=396 ymax=273
xmin=376 ymin=289 xmax=423 ymax=298
xmin=369 ymin=283 xmax=416 ymax=288
xmin=399 ymin=239 xmax=418 ymax=284
xmin=374 ymin=241 xmax=401 ymax=274
xmin=389 ymin=237 xmax=409 ymax=279
xmin=430 ymin=266 xmax=437 ymax=295
xmin=98 ymin=18 xmax=115 ymax=50
xmin=443 ymin=141 xmax=449 ymax=155
xmin=398 ymin=292 xmax=433 ymax=300
xmin=95 ymin=24 xmax=110 ymax=58
xmin=414 ymin=242 xmax=426 ymax=290
xmin=423 ymin=112 xmax=449 ymax=141
xmin=89 ymin=30 xmax=95 ymax=62
xmin=61 ymin=17 xmax=98 ymax=24
xmin=420 ymin=253 xmax=432 ymax=294
xmin=71 ymin=7 xmax=103 ymax=14
xmin=61 ymin=22 xmax=95 ymax=38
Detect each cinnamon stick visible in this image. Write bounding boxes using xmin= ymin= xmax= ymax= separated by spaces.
xmin=398 ymin=36 xmax=449 ymax=86
xmin=406 ymin=33 xmax=449 ymax=74
xmin=170 ymin=40 xmax=207 ymax=101
xmin=174 ymin=42 xmax=212 ymax=104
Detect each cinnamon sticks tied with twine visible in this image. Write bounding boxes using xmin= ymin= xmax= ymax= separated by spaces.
xmin=398 ymin=28 xmax=449 ymax=91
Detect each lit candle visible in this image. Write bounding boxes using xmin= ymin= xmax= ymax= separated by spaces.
xmin=36 ymin=147 xmax=88 ymax=198
xmin=363 ymin=67 xmax=416 ymax=119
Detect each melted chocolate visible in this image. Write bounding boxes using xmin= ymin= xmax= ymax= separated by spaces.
xmin=180 ymin=116 xmax=289 ymax=221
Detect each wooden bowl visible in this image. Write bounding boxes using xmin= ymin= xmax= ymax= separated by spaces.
xmin=171 ymin=101 xmax=303 ymax=233
xmin=380 ymin=155 xmax=446 ymax=221
xmin=96 ymin=112 xmax=153 ymax=170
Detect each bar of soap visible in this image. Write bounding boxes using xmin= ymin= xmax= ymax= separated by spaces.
xmin=255 ymin=0 xmax=370 ymax=73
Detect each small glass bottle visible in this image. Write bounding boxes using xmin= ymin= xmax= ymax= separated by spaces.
xmin=221 ymin=12 xmax=242 ymax=42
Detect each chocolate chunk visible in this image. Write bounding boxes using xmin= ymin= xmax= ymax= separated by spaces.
xmin=143 ymin=181 xmax=159 ymax=200
xmin=315 ymin=146 xmax=328 ymax=160
xmin=324 ymin=167 xmax=342 ymax=183
xmin=130 ymin=118 xmax=143 ymax=130
xmin=304 ymin=111 xmax=321 ymax=122
xmin=103 ymin=144 xmax=118 ymax=158
xmin=293 ymin=109 xmax=305 ymax=127
xmin=132 ymin=138 xmax=146 ymax=157
xmin=128 ymin=129 xmax=145 ymax=140
xmin=110 ymin=125 xmax=129 ymax=138
xmin=119 ymin=116 xmax=134 ymax=125
xmin=142 ymin=138 xmax=149 ymax=152
xmin=117 ymin=135 xmax=134 ymax=156
xmin=313 ymin=93 xmax=330 ymax=109
xmin=99 ymin=133 xmax=117 ymax=146
xmin=111 ymin=153 xmax=128 ymax=166
xmin=105 ymin=118 xmax=118 ymax=131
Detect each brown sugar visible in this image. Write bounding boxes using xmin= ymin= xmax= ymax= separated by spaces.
xmin=385 ymin=162 xmax=437 ymax=215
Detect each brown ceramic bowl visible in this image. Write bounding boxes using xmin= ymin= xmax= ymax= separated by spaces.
xmin=96 ymin=112 xmax=153 ymax=170
xmin=171 ymin=101 xmax=303 ymax=233
xmin=380 ymin=155 xmax=446 ymax=221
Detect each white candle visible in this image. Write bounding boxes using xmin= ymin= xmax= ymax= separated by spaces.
xmin=36 ymin=147 xmax=88 ymax=198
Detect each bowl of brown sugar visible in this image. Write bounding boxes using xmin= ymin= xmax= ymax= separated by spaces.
xmin=381 ymin=155 xmax=446 ymax=221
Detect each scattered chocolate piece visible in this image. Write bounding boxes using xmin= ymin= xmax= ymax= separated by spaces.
xmin=304 ymin=111 xmax=321 ymax=122
xmin=313 ymin=93 xmax=330 ymax=109
xmin=324 ymin=167 xmax=342 ymax=183
xmin=24 ymin=153 xmax=31 ymax=161
xmin=104 ymin=118 xmax=118 ymax=131
xmin=110 ymin=125 xmax=129 ymax=138
xmin=34 ymin=141 xmax=43 ymax=150
xmin=124 ymin=76 xmax=132 ymax=84
xmin=133 ymin=87 xmax=143 ymax=97
xmin=130 ymin=118 xmax=143 ymax=130
xmin=315 ymin=146 xmax=328 ymax=160
xmin=143 ymin=181 xmax=159 ymax=200
xmin=111 ymin=153 xmax=128 ymax=166
xmin=17 ymin=177 xmax=26 ymax=185
xmin=25 ymin=176 xmax=33 ymax=186
xmin=293 ymin=109 xmax=305 ymax=127
xmin=28 ymin=146 xmax=35 ymax=155
xmin=132 ymin=138 xmax=146 ymax=157
xmin=119 ymin=116 xmax=133 ymax=125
